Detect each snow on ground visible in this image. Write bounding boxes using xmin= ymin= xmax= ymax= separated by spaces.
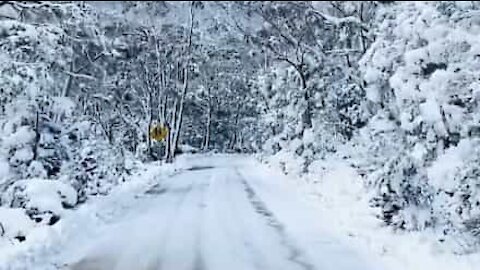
xmin=2 ymin=154 xmax=480 ymax=270
xmin=264 ymin=154 xmax=480 ymax=270
xmin=1 ymin=154 xmax=381 ymax=270
xmin=0 ymin=208 xmax=35 ymax=240
xmin=2 ymin=179 xmax=78 ymax=216
xmin=0 ymin=159 xmax=183 ymax=270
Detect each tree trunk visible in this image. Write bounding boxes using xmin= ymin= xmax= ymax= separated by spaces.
xmin=147 ymin=91 xmax=154 ymax=159
xmin=32 ymin=111 xmax=40 ymax=161
xmin=359 ymin=3 xmax=367 ymax=53
xmin=169 ymin=67 xmax=189 ymax=161
xmin=282 ymin=59 xmax=312 ymax=134
xmin=62 ymin=57 xmax=74 ymax=97
xmin=166 ymin=1 xmax=195 ymax=163
xmin=229 ymin=104 xmax=241 ymax=150
xmin=165 ymin=99 xmax=177 ymax=163
xmin=204 ymin=105 xmax=212 ymax=151
xmin=301 ymin=81 xmax=313 ymax=133
xmin=203 ymin=88 xmax=212 ymax=151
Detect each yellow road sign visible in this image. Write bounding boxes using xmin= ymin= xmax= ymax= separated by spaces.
xmin=149 ymin=125 xmax=169 ymax=141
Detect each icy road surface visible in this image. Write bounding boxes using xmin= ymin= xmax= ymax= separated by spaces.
xmin=59 ymin=155 xmax=380 ymax=270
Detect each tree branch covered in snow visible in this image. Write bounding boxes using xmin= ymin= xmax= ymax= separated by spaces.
xmin=2 ymin=0 xmax=480 ymax=260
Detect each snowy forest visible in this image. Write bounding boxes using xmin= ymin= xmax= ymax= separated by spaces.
xmin=2 ymin=1 xmax=480 ymax=270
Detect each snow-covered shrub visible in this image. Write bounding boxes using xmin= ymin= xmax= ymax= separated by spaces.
xmin=62 ymin=137 xmax=127 ymax=203
xmin=0 ymin=14 xmax=71 ymax=181
xmin=0 ymin=3 xmax=136 ymax=228
xmin=430 ymin=139 xmax=480 ymax=236
xmin=0 ymin=207 xmax=35 ymax=242
xmin=357 ymin=1 xmax=480 ymax=238
xmin=1 ymin=179 xmax=77 ymax=225
xmin=61 ymin=119 xmax=137 ymax=202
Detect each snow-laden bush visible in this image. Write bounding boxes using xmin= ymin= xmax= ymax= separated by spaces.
xmin=1 ymin=179 xmax=77 ymax=225
xmin=430 ymin=139 xmax=480 ymax=238
xmin=0 ymin=207 xmax=35 ymax=242
xmin=61 ymin=130 xmax=129 ymax=202
xmin=356 ymin=1 xmax=480 ymax=240
xmin=0 ymin=3 xmax=140 ymax=234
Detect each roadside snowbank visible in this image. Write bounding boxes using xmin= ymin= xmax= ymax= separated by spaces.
xmin=0 ymin=159 xmax=182 ymax=269
xmin=0 ymin=208 xmax=35 ymax=244
xmin=262 ymin=154 xmax=480 ymax=270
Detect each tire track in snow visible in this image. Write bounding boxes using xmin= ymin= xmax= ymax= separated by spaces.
xmin=236 ymin=169 xmax=315 ymax=270
xmin=193 ymin=179 xmax=208 ymax=270
xmin=149 ymin=180 xmax=195 ymax=270
xmin=223 ymin=170 xmax=265 ymax=270
xmin=201 ymin=168 xmax=259 ymax=270
xmin=157 ymin=173 xmax=212 ymax=270
xmin=65 ymin=179 xmax=195 ymax=270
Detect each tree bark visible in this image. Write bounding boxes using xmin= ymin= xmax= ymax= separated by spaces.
xmin=62 ymin=57 xmax=74 ymax=97
xmin=229 ymin=103 xmax=242 ymax=150
xmin=169 ymin=67 xmax=189 ymax=161
xmin=166 ymin=1 xmax=195 ymax=163
xmin=147 ymin=91 xmax=154 ymax=159
xmin=165 ymin=99 xmax=177 ymax=162
xmin=32 ymin=111 xmax=40 ymax=161
xmin=278 ymin=57 xmax=312 ymax=132
xmin=203 ymin=87 xmax=212 ymax=151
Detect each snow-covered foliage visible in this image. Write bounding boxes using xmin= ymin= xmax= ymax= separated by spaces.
xmin=251 ymin=0 xmax=480 ymax=253
xmin=350 ymin=1 xmax=480 ymax=241
xmin=0 ymin=1 xmax=261 ymax=245
xmin=2 ymin=0 xmax=480 ymax=262
xmin=0 ymin=207 xmax=35 ymax=241
xmin=2 ymin=179 xmax=77 ymax=225
xmin=0 ymin=2 xmax=138 ymax=242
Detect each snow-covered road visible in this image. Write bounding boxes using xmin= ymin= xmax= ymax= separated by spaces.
xmin=25 ymin=155 xmax=381 ymax=270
